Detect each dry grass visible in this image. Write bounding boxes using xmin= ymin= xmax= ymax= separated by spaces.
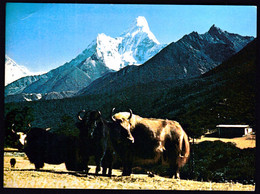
xmin=3 ymin=135 xmax=255 ymax=190
xmin=192 ymin=134 xmax=256 ymax=149
xmin=3 ymin=156 xmax=255 ymax=190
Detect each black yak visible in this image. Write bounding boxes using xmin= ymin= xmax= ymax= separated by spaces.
xmin=14 ymin=126 xmax=86 ymax=171
xmin=76 ymin=110 xmax=115 ymax=176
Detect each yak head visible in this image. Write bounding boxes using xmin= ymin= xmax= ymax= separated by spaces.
xmin=10 ymin=124 xmax=50 ymax=149
xmin=111 ymin=108 xmax=135 ymax=143
xmin=77 ymin=110 xmax=101 ymax=139
xmin=16 ymin=132 xmax=27 ymax=145
xmin=10 ymin=123 xmax=29 ymax=150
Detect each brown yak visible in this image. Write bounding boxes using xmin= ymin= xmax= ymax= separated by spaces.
xmin=111 ymin=108 xmax=190 ymax=179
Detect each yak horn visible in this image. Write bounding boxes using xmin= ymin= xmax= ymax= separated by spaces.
xmin=128 ymin=109 xmax=133 ymax=120
xmin=111 ymin=108 xmax=116 ymax=121
xmin=77 ymin=110 xmax=86 ymax=121
xmin=11 ymin=124 xmax=16 ymax=134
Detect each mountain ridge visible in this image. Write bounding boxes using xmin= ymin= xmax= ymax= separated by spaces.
xmin=5 ymin=23 xmax=254 ymax=103
xmin=77 ymin=25 xmax=254 ymax=96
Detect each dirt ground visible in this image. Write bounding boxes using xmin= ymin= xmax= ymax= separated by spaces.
xmin=3 ymin=136 xmax=256 ymax=190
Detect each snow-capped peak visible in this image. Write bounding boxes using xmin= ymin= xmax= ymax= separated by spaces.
xmin=96 ymin=33 xmax=122 ymax=46
xmin=95 ymin=33 xmax=124 ymax=71
xmin=75 ymin=16 xmax=165 ymax=71
xmin=5 ymin=55 xmax=31 ymax=85
xmin=97 ymin=33 xmax=111 ymax=41
xmin=135 ymin=16 xmax=150 ymax=31
xmin=121 ymin=16 xmax=160 ymax=45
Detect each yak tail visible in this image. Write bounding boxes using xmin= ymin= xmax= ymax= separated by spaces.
xmin=177 ymin=132 xmax=190 ymax=167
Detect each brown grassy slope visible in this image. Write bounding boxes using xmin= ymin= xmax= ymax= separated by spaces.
xmin=193 ymin=135 xmax=256 ymax=149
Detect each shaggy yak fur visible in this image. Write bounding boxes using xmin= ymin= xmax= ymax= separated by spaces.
xmin=111 ymin=109 xmax=190 ymax=179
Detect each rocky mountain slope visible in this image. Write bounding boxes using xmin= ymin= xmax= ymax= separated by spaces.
xmin=78 ymin=25 xmax=254 ymax=96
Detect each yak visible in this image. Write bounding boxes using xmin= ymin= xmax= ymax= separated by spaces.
xmin=14 ymin=126 xmax=86 ymax=171
xmin=77 ymin=110 xmax=137 ymax=176
xmin=76 ymin=110 xmax=115 ymax=176
xmin=110 ymin=108 xmax=190 ymax=179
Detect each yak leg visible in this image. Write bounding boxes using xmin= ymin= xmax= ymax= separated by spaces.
xmin=95 ymin=161 xmax=101 ymax=174
xmin=108 ymin=166 xmax=112 ymax=177
xmin=169 ymin=152 xmax=184 ymax=179
xmin=81 ymin=154 xmax=89 ymax=174
xmin=122 ymin=155 xmax=133 ymax=176
xmin=169 ymin=160 xmax=180 ymax=179
xmin=34 ymin=162 xmax=44 ymax=170
xmin=102 ymin=149 xmax=114 ymax=176
xmin=122 ymin=163 xmax=132 ymax=176
xmin=102 ymin=158 xmax=112 ymax=176
xmin=79 ymin=143 xmax=90 ymax=173
xmin=108 ymin=154 xmax=114 ymax=177
xmin=121 ymin=147 xmax=134 ymax=176
xmin=172 ymin=169 xmax=180 ymax=179
xmin=101 ymin=162 xmax=111 ymax=176
xmin=168 ymin=146 xmax=181 ymax=179
xmin=95 ymin=151 xmax=105 ymax=174
xmin=102 ymin=167 xmax=107 ymax=175
xmin=176 ymin=169 xmax=180 ymax=179
xmin=121 ymin=153 xmax=133 ymax=176
xmin=101 ymin=152 xmax=109 ymax=175
xmin=34 ymin=155 xmax=44 ymax=170
xmin=102 ymin=162 xmax=112 ymax=176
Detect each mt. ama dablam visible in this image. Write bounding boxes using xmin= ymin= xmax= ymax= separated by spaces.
xmin=5 ymin=16 xmax=166 ymax=101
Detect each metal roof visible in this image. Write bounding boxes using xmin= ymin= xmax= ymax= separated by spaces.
xmin=216 ymin=124 xmax=250 ymax=128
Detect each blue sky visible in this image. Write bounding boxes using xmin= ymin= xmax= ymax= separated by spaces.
xmin=6 ymin=3 xmax=257 ymax=73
